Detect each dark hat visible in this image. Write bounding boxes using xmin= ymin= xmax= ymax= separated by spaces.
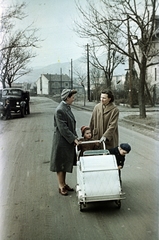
xmin=61 ymin=89 xmax=77 ymax=101
xmin=120 ymin=143 xmax=131 ymax=153
xmin=81 ymin=126 xmax=90 ymax=137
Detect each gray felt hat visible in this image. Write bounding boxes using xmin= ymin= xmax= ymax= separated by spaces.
xmin=61 ymin=89 xmax=77 ymax=101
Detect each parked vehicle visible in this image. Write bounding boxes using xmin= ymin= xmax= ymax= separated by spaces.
xmin=0 ymin=88 xmax=30 ymax=119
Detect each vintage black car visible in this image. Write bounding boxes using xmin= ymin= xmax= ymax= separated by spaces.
xmin=0 ymin=88 xmax=30 ymax=119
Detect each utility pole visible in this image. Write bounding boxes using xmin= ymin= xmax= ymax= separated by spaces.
xmin=40 ymin=75 xmax=42 ymax=94
xmin=71 ymin=59 xmax=73 ymax=89
xmin=60 ymin=68 xmax=62 ymax=93
xmin=153 ymin=68 xmax=157 ymax=106
xmin=81 ymin=81 xmax=86 ymax=106
xmin=127 ymin=16 xmax=133 ymax=107
xmin=87 ymin=43 xmax=90 ymax=101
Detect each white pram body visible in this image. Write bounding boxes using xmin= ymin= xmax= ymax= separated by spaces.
xmin=76 ymin=141 xmax=125 ymax=211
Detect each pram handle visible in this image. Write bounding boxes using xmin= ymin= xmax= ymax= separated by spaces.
xmin=78 ymin=140 xmax=106 ymax=150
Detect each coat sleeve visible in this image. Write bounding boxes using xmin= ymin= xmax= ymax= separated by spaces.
xmin=89 ymin=106 xmax=96 ymax=132
xmin=55 ymin=109 xmax=77 ymax=144
xmin=120 ymin=158 xmax=125 ymax=168
xmin=103 ymin=108 xmax=119 ymax=141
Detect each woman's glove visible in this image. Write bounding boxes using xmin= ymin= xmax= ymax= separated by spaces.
xmin=74 ymin=139 xmax=80 ymax=146
xmin=99 ymin=136 xmax=106 ymax=143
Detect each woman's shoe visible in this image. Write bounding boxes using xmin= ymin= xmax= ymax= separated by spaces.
xmin=64 ymin=184 xmax=74 ymax=191
xmin=59 ymin=187 xmax=68 ymax=196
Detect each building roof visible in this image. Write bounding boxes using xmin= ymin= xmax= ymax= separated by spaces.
xmin=43 ymin=74 xmax=71 ymax=82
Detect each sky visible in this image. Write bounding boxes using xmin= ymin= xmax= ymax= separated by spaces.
xmin=2 ymin=0 xmax=88 ymax=67
xmin=1 ymin=0 xmax=159 ymax=69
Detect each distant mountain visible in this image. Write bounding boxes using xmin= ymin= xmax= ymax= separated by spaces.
xmin=17 ymin=57 xmax=86 ymax=84
xmin=17 ymin=56 xmax=127 ymax=84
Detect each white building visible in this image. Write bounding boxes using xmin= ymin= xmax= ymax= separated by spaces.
xmin=111 ymin=75 xmax=125 ymax=91
xmin=134 ymin=15 xmax=159 ymax=101
xmin=36 ymin=74 xmax=71 ymax=95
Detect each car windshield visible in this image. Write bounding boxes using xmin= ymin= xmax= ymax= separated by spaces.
xmin=3 ymin=89 xmax=22 ymax=96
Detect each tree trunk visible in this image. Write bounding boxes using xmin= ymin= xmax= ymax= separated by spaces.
xmin=104 ymin=72 xmax=111 ymax=89
xmin=138 ymin=57 xmax=146 ymax=118
xmin=144 ymin=81 xmax=153 ymax=106
xmin=2 ymin=81 xmax=6 ymax=89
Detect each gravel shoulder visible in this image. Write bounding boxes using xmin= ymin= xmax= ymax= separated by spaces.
xmin=123 ymin=113 xmax=159 ymax=129
xmin=72 ymin=101 xmax=159 ymax=141
xmin=119 ymin=112 xmax=159 ymax=141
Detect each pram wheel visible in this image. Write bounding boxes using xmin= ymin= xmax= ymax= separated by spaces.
xmin=115 ymin=200 xmax=121 ymax=209
xmin=80 ymin=202 xmax=86 ymax=212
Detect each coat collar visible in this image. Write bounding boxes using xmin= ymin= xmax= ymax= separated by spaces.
xmin=61 ymin=101 xmax=75 ymax=119
xmin=99 ymin=102 xmax=116 ymax=114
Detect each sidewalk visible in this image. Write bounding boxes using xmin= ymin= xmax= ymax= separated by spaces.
xmin=72 ymin=100 xmax=159 ymax=132
xmin=73 ymin=100 xmax=159 ymax=112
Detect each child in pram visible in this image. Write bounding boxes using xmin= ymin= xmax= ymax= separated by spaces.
xmin=77 ymin=126 xmax=100 ymax=158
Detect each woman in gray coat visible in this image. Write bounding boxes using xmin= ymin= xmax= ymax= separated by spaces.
xmin=89 ymin=89 xmax=119 ymax=149
xmin=50 ymin=89 xmax=79 ymax=196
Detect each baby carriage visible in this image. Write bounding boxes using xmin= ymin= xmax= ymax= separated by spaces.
xmin=76 ymin=140 xmax=125 ymax=211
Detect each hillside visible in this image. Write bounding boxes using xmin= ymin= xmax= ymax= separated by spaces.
xmin=17 ymin=57 xmax=127 ymax=84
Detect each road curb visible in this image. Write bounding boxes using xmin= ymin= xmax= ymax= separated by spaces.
xmin=72 ymin=104 xmax=159 ymax=132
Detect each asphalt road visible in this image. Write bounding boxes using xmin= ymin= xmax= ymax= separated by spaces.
xmin=0 ymin=96 xmax=158 ymax=240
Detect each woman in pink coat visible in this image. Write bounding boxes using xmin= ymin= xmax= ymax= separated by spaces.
xmin=89 ymin=90 xmax=119 ymax=149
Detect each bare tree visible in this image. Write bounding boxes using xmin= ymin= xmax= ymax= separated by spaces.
xmin=74 ymin=1 xmax=125 ymax=89
xmin=0 ymin=2 xmax=40 ymax=88
xmin=1 ymin=44 xmax=34 ymax=87
xmin=89 ymin=40 xmax=125 ymax=88
xmin=90 ymin=66 xmax=101 ymax=101
xmin=74 ymin=67 xmax=87 ymax=105
xmin=75 ymin=0 xmax=159 ymax=118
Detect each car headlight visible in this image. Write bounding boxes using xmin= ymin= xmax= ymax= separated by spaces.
xmin=16 ymin=102 xmax=20 ymax=105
